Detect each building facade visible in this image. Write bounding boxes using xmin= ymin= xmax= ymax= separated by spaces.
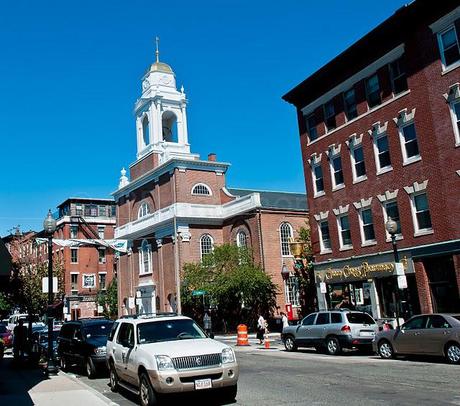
xmin=283 ymin=1 xmax=460 ymax=319
xmin=113 ymin=55 xmax=307 ymax=319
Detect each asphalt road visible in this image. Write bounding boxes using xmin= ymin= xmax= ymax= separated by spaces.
xmin=67 ymin=341 xmax=460 ymax=406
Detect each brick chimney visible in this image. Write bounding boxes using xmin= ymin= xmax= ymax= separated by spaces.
xmin=208 ymin=153 xmax=217 ymax=162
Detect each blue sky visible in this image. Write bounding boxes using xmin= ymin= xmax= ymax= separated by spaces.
xmin=0 ymin=0 xmax=406 ymax=236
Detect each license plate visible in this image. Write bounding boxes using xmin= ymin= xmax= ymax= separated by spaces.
xmin=195 ymin=378 xmax=212 ymax=390
xmin=360 ymin=331 xmax=375 ymax=337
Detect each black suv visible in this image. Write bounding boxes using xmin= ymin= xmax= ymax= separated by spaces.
xmin=57 ymin=318 xmax=113 ymax=378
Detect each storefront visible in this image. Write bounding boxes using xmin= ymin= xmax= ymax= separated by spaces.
xmin=314 ymin=253 xmax=420 ymax=321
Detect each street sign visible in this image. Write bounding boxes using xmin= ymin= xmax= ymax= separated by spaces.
xmin=42 ymin=277 xmax=59 ymax=293
xmin=128 ymin=297 xmax=135 ymax=309
xmin=192 ymin=290 xmax=206 ymax=297
xmin=394 ymin=263 xmax=404 ymax=276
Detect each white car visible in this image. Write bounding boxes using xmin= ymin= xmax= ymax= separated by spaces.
xmin=106 ymin=314 xmax=239 ymax=406
xmin=7 ymin=313 xmax=45 ymax=333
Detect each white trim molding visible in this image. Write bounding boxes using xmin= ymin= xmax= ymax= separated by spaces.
xmin=404 ymin=180 xmax=428 ymax=195
xmin=326 ymin=143 xmax=342 ymax=158
xmin=353 ymin=197 xmax=373 ymax=210
xmin=308 ymin=152 xmax=322 ymax=166
xmin=457 ymin=170 xmax=460 ymax=176
xmin=393 ymin=108 xmax=416 ymax=127
xmin=443 ymin=82 xmax=460 ymax=103
xmin=368 ymin=121 xmax=388 ymax=139
xmin=313 ymin=210 xmax=329 ymax=221
xmin=345 ymin=133 xmax=364 ymax=149
xmin=333 ymin=204 xmax=349 ymax=216
xmin=177 ymin=225 xmax=191 ymax=242
xmin=429 ymin=6 xmax=460 ymax=33
xmin=377 ymin=189 xmax=399 ymax=202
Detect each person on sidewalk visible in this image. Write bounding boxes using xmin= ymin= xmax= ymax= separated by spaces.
xmin=257 ymin=314 xmax=266 ymax=345
xmin=13 ymin=319 xmax=28 ymax=361
xmin=281 ymin=312 xmax=289 ymax=329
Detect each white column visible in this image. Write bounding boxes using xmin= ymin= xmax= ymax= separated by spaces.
xmin=136 ymin=116 xmax=143 ymax=153
xmin=181 ymin=103 xmax=188 ymax=144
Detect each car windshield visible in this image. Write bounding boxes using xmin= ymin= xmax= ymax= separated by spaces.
xmin=39 ymin=330 xmax=60 ymax=343
xmin=346 ymin=313 xmax=376 ymax=325
xmin=84 ymin=322 xmax=113 ymax=338
xmin=137 ymin=319 xmax=207 ymax=344
xmin=0 ymin=325 xmax=7 ymax=333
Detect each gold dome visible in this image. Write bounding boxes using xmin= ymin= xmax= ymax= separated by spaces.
xmin=149 ymin=61 xmax=173 ymax=74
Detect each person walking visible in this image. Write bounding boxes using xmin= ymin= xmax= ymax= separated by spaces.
xmin=257 ymin=314 xmax=266 ymax=345
xmin=13 ymin=319 xmax=27 ymax=361
xmin=281 ymin=312 xmax=289 ymax=329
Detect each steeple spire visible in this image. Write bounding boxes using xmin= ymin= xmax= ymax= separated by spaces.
xmin=155 ymin=36 xmax=160 ymax=63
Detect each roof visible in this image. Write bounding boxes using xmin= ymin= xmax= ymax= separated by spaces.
xmin=228 ymin=188 xmax=307 ymax=212
xmin=282 ymin=0 xmax=459 ymax=107
xmin=57 ymin=197 xmax=115 ymax=209
xmin=149 ymin=61 xmax=174 ymax=74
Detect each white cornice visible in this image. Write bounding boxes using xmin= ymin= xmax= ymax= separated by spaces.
xmin=429 ymin=6 xmax=460 ymax=33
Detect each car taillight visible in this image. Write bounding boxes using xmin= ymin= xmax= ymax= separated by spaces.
xmin=341 ymin=325 xmax=351 ymax=333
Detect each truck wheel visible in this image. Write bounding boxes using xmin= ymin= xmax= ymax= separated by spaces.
xmin=139 ymin=372 xmax=158 ymax=406
xmin=326 ymin=337 xmax=341 ymax=355
xmin=85 ymin=357 xmax=97 ymax=379
xmin=109 ymin=362 xmax=119 ymax=392
xmin=284 ymin=336 xmax=297 ymax=352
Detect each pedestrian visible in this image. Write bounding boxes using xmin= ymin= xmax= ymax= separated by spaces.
xmin=281 ymin=312 xmax=289 ymax=329
xmin=13 ymin=319 xmax=27 ymax=361
xmin=257 ymin=314 xmax=265 ymax=345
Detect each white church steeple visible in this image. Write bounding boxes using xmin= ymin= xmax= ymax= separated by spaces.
xmin=134 ymin=39 xmax=198 ymax=164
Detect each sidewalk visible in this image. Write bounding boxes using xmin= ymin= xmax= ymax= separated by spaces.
xmin=0 ymin=353 xmax=116 ymax=406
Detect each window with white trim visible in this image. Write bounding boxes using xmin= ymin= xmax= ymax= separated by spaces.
xmin=82 ymin=274 xmax=96 ymax=289
xmin=337 ymin=214 xmax=352 ymax=248
xmin=365 ymin=74 xmax=381 ymax=108
xmin=284 ymin=275 xmax=300 ymax=307
xmin=71 ymin=273 xmax=78 ymax=293
xmin=450 ymin=100 xmax=460 ymax=144
xmin=330 ymin=153 xmax=344 ymax=189
xmin=410 ymin=192 xmax=433 ymax=233
xmin=324 ymin=100 xmax=336 ymax=132
xmin=98 ymin=248 xmax=106 ymax=264
xmin=350 ymin=144 xmax=366 ymax=181
xmin=373 ymin=132 xmax=392 ymax=173
xmin=383 ymin=200 xmax=402 ymax=236
xmin=306 ymin=114 xmax=318 ymax=142
xmin=139 ymin=239 xmax=152 ymax=275
xmin=70 ymin=248 xmax=78 ymax=264
xmin=399 ymin=123 xmax=420 ymax=164
xmin=279 ymin=223 xmax=293 ymax=256
xmin=200 ymin=234 xmax=214 ymax=260
xmin=343 ymin=88 xmax=358 ymax=121
xmin=138 ymin=202 xmax=151 ymax=219
xmin=192 ymin=183 xmax=212 ymax=196
xmin=438 ymin=25 xmax=460 ymax=69
xmin=359 ymin=208 xmax=376 ymax=244
xmin=70 ymin=225 xmax=78 ymax=239
xmin=318 ymin=220 xmax=331 ymax=252
xmin=389 ymin=58 xmax=408 ymax=95
xmin=311 ymin=163 xmax=324 ymax=195
xmin=236 ymin=230 xmax=248 ymax=248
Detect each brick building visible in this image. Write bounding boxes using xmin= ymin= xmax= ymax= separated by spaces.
xmin=113 ymin=54 xmax=307 ymax=318
xmin=283 ymin=1 xmax=460 ymax=319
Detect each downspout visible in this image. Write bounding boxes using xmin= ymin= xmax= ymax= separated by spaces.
xmin=257 ymin=209 xmax=265 ymax=270
xmin=172 ymin=170 xmax=182 ymax=314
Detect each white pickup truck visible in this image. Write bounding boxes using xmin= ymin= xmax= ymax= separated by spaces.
xmin=106 ymin=314 xmax=239 ymax=406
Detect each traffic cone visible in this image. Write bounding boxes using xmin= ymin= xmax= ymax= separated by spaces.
xmin=264 ymin=335 xmax=270 ymax=349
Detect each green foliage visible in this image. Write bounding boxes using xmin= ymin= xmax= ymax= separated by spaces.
xmin=0 ymin=292 xmax=12 ymax=316
xmin=96 ymin=278 xmax=118 ymax=319
xmin=181 ymin=244 xmax=278 ymax=332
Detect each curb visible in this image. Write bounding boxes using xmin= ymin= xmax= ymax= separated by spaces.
xmin=59 ymin=371 xmax=119 ymax=406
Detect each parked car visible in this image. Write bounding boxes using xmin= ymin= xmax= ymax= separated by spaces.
xmin=8 ymin=314 xmax=45 ymax=333
xmin=57 ymin=318 xmax=113 ymax=378
xmin=282 ymin=310 xmax=379 ymax=355
xmin=30 ymin=328 xmax=61 ymax=364
xmin=374 ymin=313 xmax=460 ymax=364
xmin=106 ymin=314 xmax=239 ymax=406
xmin=0 ymin=324 xmax=13 ymax=348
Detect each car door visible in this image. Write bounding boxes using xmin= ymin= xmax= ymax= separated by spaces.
xmin=116 ymin=323 xmax=137 ymax=385
xmin=421 ymin=315 xmax=453 ymax=355
xmin=311 ymin=312 xmax=330 ymax=344
xmin=71 ymin=326 xmax=85 ymax=366
xmin=295 ymin=313 xmax=317 ymax=346
xmin=59 ymin=323 xmax=74 ymax=361
xmin=393 ymin=315 xmax=428 ymax=354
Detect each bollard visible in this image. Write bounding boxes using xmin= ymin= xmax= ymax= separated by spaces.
xmin=236 ymin=324 xmax=250 ymax=346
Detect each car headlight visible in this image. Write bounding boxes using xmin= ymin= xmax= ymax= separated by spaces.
xmin=94 ymin=346 xmax=106 ymax=356
xmin=222 ymin=348 xmax=235 ymax=364
xmin=155 ymin=355 xmax=175 ymax=371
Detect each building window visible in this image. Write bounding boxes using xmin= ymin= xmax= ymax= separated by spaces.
xmin=350 ymin=145 xmax=366 ymax=181
xmin=337 ymin=214 xmax=352 ymax=248
xmin=140 ymin=239 xmax=152 ymax=274
xmin=438 ymin=25 xmax=460 ymax=69
xmin=280 ymin=223 xmax=293 ymax=256
xmin=306 ymin=114 xmax=318 ymax=142
xmin=360 ymin=208 xmax=376 ymax=243
xmin=71 ymin=274 xmax=78 ymax=293
xmin=312 ymin=163 xmax=324 ymax=195
xmin=138 ymin=202 xmax=151 ymax=219
xmin=70 ymin=225 xmax=78 ymax=239
xmin=318 ymin=220 xmax=331 ymax=252
xmin=191 ymin=183 xmax=212 ymax=196
xmin=236 ymin=230 xmax=248 ymax=248
xmin=324 ymin=100 xmax=336 ymax=131
xmin=330 ymin=153 xmax=344 ymax=189
xmin=343 ymin=88 xmax=358 ymax=121
xmin=284 ymin=275 xmax=300 ymax=307
xmin=99 ymin=273 xmax=107 ymax=290
xmin=111 ymin=205 xmax=116 ymax=217
xmin=98 ymin=248 xmax=106 ymax=264
xmin=70 ymin=248 xmax=78 ymax=264
xmin=389 ymin=58 xmax=408 ymax=94
xmin=200 ymin=234 xmax=214 ymax=260
xmin=399 ymin=123 xmax=420 ymax=163
xmin=450 ymin=100 xmax=460 ymax=144
xmin=373 ymin=132 xmax=392 ymax=173
xmin=383 ymin=200 xmax=401 ymax=236
xmin=75 ymin=204 xmax=83 ymax=216
xmin=365 ymin=74 xmax=381 ymax=108
xmin=142 ymin=116 xmax=150 ymax=146
xmin=411 ymin=193 xmax=433 ymax=233
xmin=98 ymin=226 xmax=105 ymax=239
xmin=84 ymin=204 xmax=97 ymax=217
xmin=82 ymin=274 xmax=96 ymax=289
xmin=98 ymin=205 xmax=107 ymax=217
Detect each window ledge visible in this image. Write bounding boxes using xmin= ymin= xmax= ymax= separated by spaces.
xmin=353 ymin=176 xmax=367 ymax=185
xmin=282 ymin=255 xmax=294 ymax=259
xmin=339 ymin=245 xmax=353 ymax=252
xmin=332 ymin=184 xmax=345 ymax=192
xmin=441 ymin=61 xmax=460 ymax=76
xmin=376 ymin=166 xmax=393 ymax=176
xmin=314 ymin=191 xmax=326 ymax=199
xmin=139 ymin=272 xmax=153 ymax=276
xmin=319 ymin=249 xmax=333 ymax=255
xmin=414 ymin=229 xmax=434 ymax=237
xmin=361 ymin=240 xmax=377 ymax=247
xmin=402 ymin=156 xmax=421 ymax=167
xmin=455 ymin=142 xmax=460 ymax=148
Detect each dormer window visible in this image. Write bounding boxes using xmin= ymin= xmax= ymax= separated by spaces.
xmin=138 ymin=202 xmax=151 ymax=219
xmin=192 ymin=183 xmax=212 ymax=196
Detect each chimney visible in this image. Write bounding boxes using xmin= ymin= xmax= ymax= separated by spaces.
xmin=208 ymin=153 xmax=217 ymax=162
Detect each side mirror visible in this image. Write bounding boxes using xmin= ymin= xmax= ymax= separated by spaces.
xmin=209 ymin=333 xmax=215 ymax=339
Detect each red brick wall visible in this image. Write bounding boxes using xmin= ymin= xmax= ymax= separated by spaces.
xmin=174 ymin=169 xmax=227 ymax=205
xmin=413 ymin=259 xmax=433 ymax=314
xmin=130 ymin=153 xmax=159 ymax=180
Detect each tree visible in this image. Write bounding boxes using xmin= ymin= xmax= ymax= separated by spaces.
xmin=181 ymin=244 xmax=278 ymax=332
xmin=96 ymin=278 xmax=118 ymax=319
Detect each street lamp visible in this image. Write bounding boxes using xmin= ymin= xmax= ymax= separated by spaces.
xmin=43 ymin=209 xmax=57 ymax=374
xmin=281 ymin=263 xmax=290 ymax=281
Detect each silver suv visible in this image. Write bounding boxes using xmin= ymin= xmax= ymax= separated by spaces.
xmin=281 ymin=310 xmax=378 ymax=355
xmin=106 ymin=314 xmax=239 ymax=406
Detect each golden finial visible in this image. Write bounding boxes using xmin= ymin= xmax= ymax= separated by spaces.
xmin=155 ymin=36 xmax=160 ymax=63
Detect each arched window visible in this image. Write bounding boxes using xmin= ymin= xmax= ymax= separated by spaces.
xmin=139 ymin=239 xmax=152 ymax=275
xmin=236 ymin=230 xmax=248 ymax=248
xmin=138 ymin=202 xmax=151 ymax=219
xmin=200 ymin=234 xmax=214 ymax=260
xmin=191 ymin=183 xmax=212 ymax=196
xmin=162 ymin=111 xmax=178 ymax=143
xmin=142 ymin=116 xmax=150 ymax=147
xmin=280 ymin=222 xmax=293 ymax=256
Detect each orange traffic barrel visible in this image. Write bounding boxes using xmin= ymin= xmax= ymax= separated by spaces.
xmin=236 ymin=324 xmax=250 ymax=346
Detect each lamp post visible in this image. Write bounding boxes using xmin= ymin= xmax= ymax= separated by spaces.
xmin=43 ymin=209 xmax=57 ymax=374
